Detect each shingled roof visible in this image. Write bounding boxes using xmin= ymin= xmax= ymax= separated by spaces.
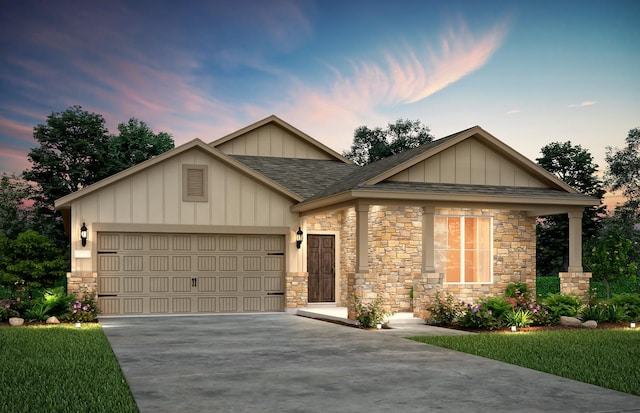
xmin=230 ymin=155 xmax=358 ymax=199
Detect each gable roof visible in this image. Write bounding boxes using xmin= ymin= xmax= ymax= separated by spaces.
xmin=210 ymin=115 xmax=352 ymax=163
xmin=288 ymin=126 xmax=600 ymax=212
xmin=55 ymin=139 xmax=303 ymax=210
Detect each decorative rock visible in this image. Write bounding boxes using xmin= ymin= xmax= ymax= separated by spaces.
xmin=560 ymin=316 xmax=582 ymax=327
xmin=581 ymin=320 xmax=598 ymax=329
xmin=8 ymin=317 xmax=24 ymax=326
xmin=46 ymin=316 xmax=60 ymax=324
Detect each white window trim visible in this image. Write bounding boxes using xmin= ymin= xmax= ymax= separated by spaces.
xmin=436 ymin=215 xmax=494 ymax=284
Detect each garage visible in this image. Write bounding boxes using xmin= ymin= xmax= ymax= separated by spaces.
xmin=97 ymin=232 xmax=285 ymax=315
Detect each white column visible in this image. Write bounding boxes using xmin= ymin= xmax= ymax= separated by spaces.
xmin=356 ymin=203 xmax=369 ymax=273
xmin=567 ymin=210 xmax=583 ymax=273
xmin=421 ymin=205 xmax=436 ymax=273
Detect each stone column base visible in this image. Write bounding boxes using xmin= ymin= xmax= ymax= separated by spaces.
xmin=66 ymin=272 xmax=97 ymax=297
xmin=413 ymin=271 xmax=444 ymax=319
xmin=559 ymin=272 xmax=592 ymax=297
xmin=285 ymin=272 xmax=308 ymax=309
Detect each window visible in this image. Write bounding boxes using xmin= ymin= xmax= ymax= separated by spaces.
xmin=435 ymin=216 xmax=492 ymax=283
xmin=182 ymin=164 xmax=208 ymax=202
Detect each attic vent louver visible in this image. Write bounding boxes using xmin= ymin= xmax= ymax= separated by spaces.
xmin=182 ymin=164 xmax=208 ymax=202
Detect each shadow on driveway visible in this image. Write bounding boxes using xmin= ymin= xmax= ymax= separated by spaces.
xmin=101 ymin=314 xmax=640 ymax=413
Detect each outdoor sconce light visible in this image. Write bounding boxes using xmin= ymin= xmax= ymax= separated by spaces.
xmin=80 ymin=223 xmax=88 ymax=247
xmin=296 ymin=227 xmax=303 ymax=249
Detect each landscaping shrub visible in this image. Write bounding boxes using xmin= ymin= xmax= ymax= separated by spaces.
xmin=0 ymin=299 xmax=19 ymax=320
xmin=542 ymin=293 xmax=583 ymax=323
xmin=590 ymin=280 xmax=640 ymax=299
xmin=505 ymin=281 xmax=531 ymax=308
xmin=536 ymin=276 xmax=560 ymax=298
xmin=23 ymin=300 xmax=53 ymax=322
xmin=425 ymin=292 xmax=463 ymax=326
xmin=352 ymin=295 xmax=389 ymax=328
xmin=42 ymin=286 xmax=75 ymax=316
xmin=608 ymin=293 xmax=640 ymax=320
xmin=579 ymin=304 xmax=606 ymax=323
xmin=61 ymin=290 xmax=99 ymax=323
xmin=505 ymin=308 xmax=533 ymax=327
xmin=458 ymin=297 xmax=510 ymax=330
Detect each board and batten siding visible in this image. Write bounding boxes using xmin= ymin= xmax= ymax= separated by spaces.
xmin=70 ymin=148 xmax=299 ymax=273
xmin=215 ymin=123 xmax=334 ymax=160
xmin=388 ymin=137 xmax=546 ymax=187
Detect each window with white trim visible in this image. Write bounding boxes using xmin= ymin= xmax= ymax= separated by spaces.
xmin=435 ymin=215 xmax=492 ymax=283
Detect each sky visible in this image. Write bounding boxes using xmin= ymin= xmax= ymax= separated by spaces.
xmin=1 ymin=0 xmax=639 ymax=179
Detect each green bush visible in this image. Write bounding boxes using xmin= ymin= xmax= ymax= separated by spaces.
xmin=458 ymin=297 xmax=510 ymax=330
xmin=351 ymin=295 xmax=389 ymax=328
xmin=536 ymin=276 xmax=560 ymax=298
xmin=609 ymin=293 xmax=640 ymax=320
xmin=579 ymin=304 xmax=606 ymax=322
xmin=505 ymin=308 xmax=533 ymax=327
xmin=42 ymin=287 xmax=75 ymax=316
xmin=425 ymin=292 xmax=463 ymax=326
xmin=590 ymin=280 xmax=640 ymax=300
xmin=540 ymin=293 xmax=583 ymax=324
xmin=505 ymin=281 xmax=531 ymax=308
xmin=0 ymin=300 xmax=19 ymax=320
xmin=61 ymin=291 xmax=99 ymax=323
xmin=23 ymin=300 xmax=53 ymax=322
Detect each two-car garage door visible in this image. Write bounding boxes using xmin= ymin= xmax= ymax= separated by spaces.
xmin=97 ymin=232 xmax=285 ymax=315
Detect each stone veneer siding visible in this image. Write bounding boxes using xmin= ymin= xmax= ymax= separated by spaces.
xmin=299 ymin=206 xmax=537 ymax=318
xmin=66 ymin=272 xmax=98 ymax=297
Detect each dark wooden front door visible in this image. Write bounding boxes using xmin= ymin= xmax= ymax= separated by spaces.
xmin=307 ymin=235 xmax=335 ymax=302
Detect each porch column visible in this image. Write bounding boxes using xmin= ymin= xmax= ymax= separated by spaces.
xmin=355 ymin=203 xmax=369 ymax=273
xmin=421 ymin=205 xmax=436 ymax=273
xmin=567 ymin=210 xmax=583 ymax=273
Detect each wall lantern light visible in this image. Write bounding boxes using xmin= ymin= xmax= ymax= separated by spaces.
xmin=80 ymin=223 xmax=88 ymax=247
xmin=296 ymin=227 xmax=303 ymax=249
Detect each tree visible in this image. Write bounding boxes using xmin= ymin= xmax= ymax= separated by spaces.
xmin=343 ymin=119 xmax=433 ymax=166
xmin=0 ymin=174 xmax=34 ymax=239
xmin=605 ymin=127 xmax=640 ymax=221
xmin=108 ymin=118 xmax=174 ymax=173
xmin=22 ymin=106 xmax=174 ymax=249
xmin=22 ymin=105 xmax=112 ymax=247
xmin=0 ymin=230 xmax=67 ymax=290
xmin=584 ymin=223 xmax=638 ymax=299
xmin=535 ymin=141 xmax=606 ymax=276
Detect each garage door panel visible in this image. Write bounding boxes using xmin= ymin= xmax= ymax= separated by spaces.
xmin=123 ymin=277 xmax=143 ymax=293
xmin=219 ymin=297 xmax=238 ymax=312
xmin=264 ymin=276 xmax=283 ymax=292
xmin=197 ymin=256 xmax=216 ymax=271
xmin=98 ymin=233 xmax=284 ymax=315
xmin=243 ymin=297 xmax=262 ymax=311
xmin=123 ymin=298 xmax=143 ymax=314
xmin=219 ymin=277 xmax=237 ymax=292
xmin=172 ymin=277 xmax=192 ymax=292
xmin=99 ymin=255 xmax=120 ymax=271
xmin=197 ymin=277 xmax=216 ymax=292
xmin=172 ymin=297 xmax=192 ymax=313
xmin=99 ymin=277 xmax=120 ymax=293
xmin=264 ymin=296 xmax=284 ymax=311
xmin=150 ymin=277 xmax=169 ymax=292
xmin=150 ymin=298 xmax=169 ymax=313
xmin=244 ymin=277 xmax=262 ymax=291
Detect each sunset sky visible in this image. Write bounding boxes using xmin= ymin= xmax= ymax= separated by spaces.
xmin=1 ymin=0 xmax=638 ymax=178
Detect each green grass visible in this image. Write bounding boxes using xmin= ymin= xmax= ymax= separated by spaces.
xmin=0 ymin=324 xmax=138 ymax=413
xmin=410 ymin=329 xmax=640 ymax=396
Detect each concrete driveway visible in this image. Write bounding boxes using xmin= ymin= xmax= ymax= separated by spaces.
xmin=100 ymin=314 xmax=640 ymax=413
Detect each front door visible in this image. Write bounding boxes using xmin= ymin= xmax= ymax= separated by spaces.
xmin=307 ymin=235 xmax=335 ymax=303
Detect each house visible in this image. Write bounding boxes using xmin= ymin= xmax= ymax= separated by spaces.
xmin=54 ymin=115 xmax=599 ymax=317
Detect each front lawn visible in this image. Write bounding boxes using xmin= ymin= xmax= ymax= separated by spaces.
xmin=410 ymin=329 xmax=640 ymax=396
xmin=0 ymin=324 xmax=138 ymax=413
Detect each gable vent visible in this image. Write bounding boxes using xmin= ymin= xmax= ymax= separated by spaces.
xmin=182 ymin=164 xmax=208 ymax=202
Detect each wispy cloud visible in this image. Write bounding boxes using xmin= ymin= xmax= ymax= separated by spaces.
xmin=269 ymin=16 xmax=510 ymax=149
xmin=325 ymin=17 xmax=510 ymax=106
xmin=568 ymin=101 xmax=596 ymax=108
xmin=507 ymin=109 xmax=521 ymax=115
